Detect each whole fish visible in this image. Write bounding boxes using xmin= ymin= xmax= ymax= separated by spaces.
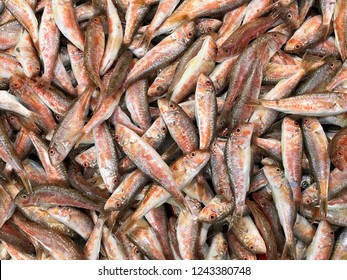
xmin=52 ymin=0 xmax=84 ymax=51
xmin=263 ymin=166 xmax=296 ymax=260
xmin=226 ymin=123 xmax=253 ymax=226
xmin=302 ymin=117 xmax=330 ymax=218
xmin=115 ymin=123 xmax=190 ymax=212
xmin=12 ymin=212 xmax=85 ymax=260
xmin=123 ymin=21 xmax=197 ymax=88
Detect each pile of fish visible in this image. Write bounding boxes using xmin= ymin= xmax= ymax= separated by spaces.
xmin=0 ymin=0 xmax=347 ymax=260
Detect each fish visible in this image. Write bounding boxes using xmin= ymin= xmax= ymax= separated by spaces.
xmin=0 ymin=0 xmax=346 ymax=261
xmin=328 ymin=127 xmax=347 ymax=171
xmin=302 ymin=117 xmax=330 ymax=218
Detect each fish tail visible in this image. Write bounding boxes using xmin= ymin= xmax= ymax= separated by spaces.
xmin=228 ymin=211 xmax=242 ymax=231
xmin=300 ymin=53 xmax=324 ymax=74
xmin=281 ymin=240 xmax=296 ymax=260
xmin=74 ymin=131 xmax=87 ymax=149
xmin=17 ymin=170 xmax=32 ymax=193
xmin=319 ymin=24 xmax=330 ymax=40
xmin=117 ymin=214 xmax=137 ymax=234
xmin=28 ymin=112 xmax=44 ymax=132
xmin=247 ymin=98 xmax=263 ymax=107
xmin=320 ymin=197 xmax=328 ymax=220
xmin=171 ymin=188 xmax=193 ymax=214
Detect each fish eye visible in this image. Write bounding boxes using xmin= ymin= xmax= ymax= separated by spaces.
xmin=49 ymin=147 xmax=56 ymax=156
xmin=115 ymin=135 xmax=120 ymax=141
xmin=205 ymin=80 xmax=212 ymax=86
xmin=249 ymin=245 xmax=254 ymax=250
xmin=294 ymin=44 xmax=300 ymax=49
xmin=305 ymin=198 xmax=312 ymax=204
xmin=301 ymin=181 xmax=309 ymax=189
xmin=207 ymin=27 xmax=212 ymax=32
xmin=169 ymin=102 xmax=175 ymax=109
xmin=93 ymin=18 xmax=99 ymax=23
xmin=273 ymin=33 xmax=278 ymax=38
xmin=191 ymin=152 xmax=195 ymax=157
xmin=115 ymin=201 xmax=122 ymax=208
xmin=133 ymin=247 xmax=140 ymax=255
xmin=287 ymin=13 xmax=292 ymax=19
xmin=55 ymin=114 xmax=61 ymax=121
xmin=330 ymin=231 xmax=334 ymax=236
xmin=293 ymin=121 xmax=299 ymax=126
xmin=113 ymin=178 xmax=118 ymax=185
xmin=276 ymin=168 xmax=281 ymax=173
xmin=236 ymin=128 xmax=241 ymax=134
xmin=219 ymin=188 xmax=225 ymax=195
xmin=224 ymin=48 xmax=229 ymax=53
xmin=330 ymin=62 xmax=335 ymax=68
xmin=83 ymin=162 xmax=89 ymax=168
xmin=337 ymin=151 xmax=343 ymax=156
xmin=21 ymin=194 xmax=28 ymax=199
xmin=161 ymin=126 xmax=166 ymax=132
xmin=187 ymin=31 xmax=193 ymax=38
xmin=243 ymin=257 xmax=248 ymax=260
xmin=13 ymin=82 xmax=20 ymax=88
xmin=209 ymin=214 xmax=216 ymax=221
xmin=157 ymin=86 xmax=163 ymax=92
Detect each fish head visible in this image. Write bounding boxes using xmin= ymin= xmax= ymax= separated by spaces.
xmin=182 ymin=150 xmax=210 ymax=175
xmin=148 ymin=80 xmax=166 ymax=97
xmin=104 ymin=194 xmax=125 ymax=211
xmin=158 ymin=99 xmax=181 ymax=126
xmin=281 ymin=2 xmax=300 ymax=30
xmin=22 ymin=58 xmax=41 ymax=79
xmin=177 ymin=21 xmax=197 ymax=45
xmin=230 ymin=123 xmax=254 ymax=141
xmin=197 ymin=196 xmax=225 ymax=223
xmin=268 ymin=32 xmax=288 ymax=52
xmin=301 ymin=184 xmax=319 ymax=205
xmin=14 ymin=189 xmax=36 ymax=207
xmin=48 ymin=144 xmax=65 ymax=167
xmin=284 ymin=37 xmax=304 ymax=53
xmin=104 ymin=175 xmax=119 ymax=193
xmin=196 ymin=73 xmax=215 ymax=97
xmin=145 ymin=117 xmax=168 ymax=142
xmin=282 ymin=117 xmax=301 ymax=134
xmin=216 ymin=183 xmax=233 ymax=202
xmin=263 ymin=165 xmax=284 ymax=184
xmin=114 ymin=124 xmax=133 ymax=146
xmin=216 ymin=44 xmax=235 ymax=63
xmin=196 ymin=18 xmax=222 ymax=35
xmin=9 ymin=75 xmax=25 ymax=91
xmin=244 ymin=232 xmax=267 ymax=254
xmin=330 ymin=148 xmax=347 ymax=171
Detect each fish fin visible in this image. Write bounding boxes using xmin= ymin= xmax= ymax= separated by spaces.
xmin=19 ymin=115 xmax=42 ymax=134
xmin=281 ymin=240 xmax=296 ymax=260
xmin=117 ymin=214 xmax=137 ymax=234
